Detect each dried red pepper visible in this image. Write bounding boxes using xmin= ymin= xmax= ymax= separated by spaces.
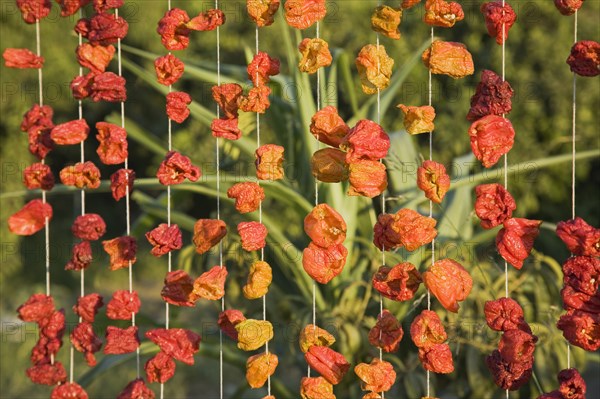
xmin=305 ymin=346 xmax=350 ymax=385
xmin=96 ymin=121 xmax=128 ymax=165
xmin=372 ymin=262 xmax=422 ymax=302
xmin=26 ymin=362 xmax=67 ymax=386
xmin=423 ymin=259 xmax=472 ymax=313
xmin=348 ymin=160 xmax=387 ymax=198
xmin=238 ymin=221 xmax=268 ymax=251
xmin=50 ymin=382 xmax=88 ymax=399
xmin=368 ymin=310 xmax=403 ymax=353
xmin=76 ymin=13 xmax=129 ymax=46
xmin=218 ymin=309 xmax=246 ymax=341
xmin=469 ymin=115 xmax=515 ymax=168
xmin=90 ymin=72 xmax=127 ymax=102
xmin=467 ymin=69 xmax=514 ymax=122
xmin=117 ymin=378 xmax=155 ymax=399
xmin=161 ymin=270 xmax=196 ymax=307
xmin=3 ymin=48 xmax=44 ymax=68
xmin=417 ymin=160 xmax=450 ymax=203
xmin=106 ymin=289 xmax=140 ymax=320
xmin=562 ymin=256 xmax=600 ymax=296
xmin=247 ymin=51 xmax=280 ymax=86
xmin=212 ymin=83 xmax=243 ymax=120
xmin=486 ymin=349 xmax=533 ymax=390
xmin=310 ymin=106 xmax=350 ymax=148
xmin=424 ymin=0 xmax=464 ymax=28
xmin=72 ymin=213 xmax=106 ymax=241
xmin=193 ymin=219 xmax=227 ymax=254
xmin=243 ymin=260 xmax=272 ymax=300
xmin=76 ymin=43 xmax=115 ymax=74
xmin=480 ymin=2 xmax=517 ymax=45
xmin=373 ymin=209 xmax=437 ymax=252
xmin=422 ymin=40 xmax=474 ymax=79
xmin=371 ymin=5 xmax=402 ymax=40
xmin=146 ymin=223 xmax=183 ymax=257
xmin=246 ymin=352 xmax=278 ymax=388
xmin=65 ymin=241 xmax=93 ymax=271
xmin=299 ymin=324 xmax=336 ymax=353
xmin=418 ymin=343 xmax=454 ymax=374
xmin=102 ymin=236 xmax=137 ymax=270
xmin=302 ymin=242 xmax=348 ymax=284
xmin=166 ymin=91 xmax=192 ymax=123
xmin=146 ymin=328 xmax=201 ymax=365
xmin=157 ymin=151 xmax=201 ymax=185
xmin=235 ymin=319 xmax=274 ymax=351
xmin=396 ymin=104 xmax=435 ymax=135
xmin=475 ymin=183 xmax=516 ymax=229
xmin=16 ymin=0 xmax=52 ymax=23
xmin=239 ymin=85 xmax=271 ymax=113
xmin=154 ymin=53 xmax=185 ymax=86
xmin=23 ymin=162 xmax=54 ymax=190
xmin=17 ymin=294 xmax=55 ymax=324
xmin=554 ymin=0 xmax=584 ymax=16
xmin=300 ymin=376 xmax=334 ymax=399
xmin=311 ymin=148 xmax=349 ymax=183
xmin=284 ymin=0 xmax=327 ymax=30
xmin=498 ymin=329 xmax=537 ymax=364
xmin=304 ymin=204 xmax=347 ymax=248
xmin=110 ymin=168 xmax=135 ymax=201
xmin=341 ymin=120 xmax=390 ymax=163
xmin=356 ymin=44 xmax=394 ymax=95
xmin=298 ymin=38 xmax=333 ymax=74
xmin=557 ymin=310 xmax=600 ymax=351
xmin=247 ymin=0 xmax=280 ymax=27
xmin=73 ymin=293 xmax=104 ymax=323
xmin=255 ymin=144 xmax=284 ymax=180
xmin=227 ymin=182 xmax=265 ymax=213
xmin=354 ymin=358 xmax=396 ymax=393
xmin=484 ymin=297 xmax=528 ymax=332
xmin=211 ymin=118 xmax=242 ymax=140
xmin=8 ymin=199 xmax=53 ymax=236
xmin=556 ymin=217 xmax=600 ymax=257
xmin=60 ymin=161 xmax=101 ymax=189
xmin=70 ymin=321 xmax=102 ymax=366
xmin=496 ymin=218 xmax=542 ymax=269
xmin=193 ymin=266 xmax=227 ymax=301
xmin=145 ymin=352 xmax=176 ymax=384
xmin=103 ymin=326 xmax=140 ymax=354
xmin=410 ymin=309 xmax=447 ymax=350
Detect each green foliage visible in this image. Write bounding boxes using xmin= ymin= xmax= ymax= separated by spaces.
xmin=1 ymin=1 xmax=599 ymax=398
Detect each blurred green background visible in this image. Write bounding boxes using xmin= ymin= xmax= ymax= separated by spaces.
xmin=1 ymin=1 xmax=599 ymax=398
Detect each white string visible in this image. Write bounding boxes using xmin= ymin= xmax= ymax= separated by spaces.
xmin=253 ymin=24 xmax=271 ymax=397
xmin=161 ymin=1 xmax=173 ymax=396
xmin=113 ymin=6 xmax=140 ymax=379
xmin=215 ymin=1 xmax=225 ymax=397
xmin=501 ymin=3 xmax=510 ymax=396
xmin=425 ymin=24 xmax=435 ymax=399
xmin=566 ymin=8 xmax=578 ymax=372
xmin=375 ymin=5 xmax=385 ymax=389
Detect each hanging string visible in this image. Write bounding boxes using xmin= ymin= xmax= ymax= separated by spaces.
xmin=214 ymin=1 xmax=225 ymax=397
xmin=500 ymin=2 xmax=509 ymax=397
xmin=254 ymin=24 xmax=272 ymax=397
xmin=161 ymin=1 xmax=173 ymax=397
xmin=35 ymin=16 xmax=51 ymax=299
xmin=35 ymin=16 xmax=55 ymax=369
xmin=69 ymin=8 xmax=87 ymax=383
xmin=425 ymin=24 xmax=434 ymax=399
xmin=306 ymin=18 xmax=324 ymax=380
xmin=114 ymin=6 xmax=140 ymax=379
xmin=375 ymin=3 xmax=385 ymax=390
xmin=567 ymin=8 xmax=578 ymax=372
